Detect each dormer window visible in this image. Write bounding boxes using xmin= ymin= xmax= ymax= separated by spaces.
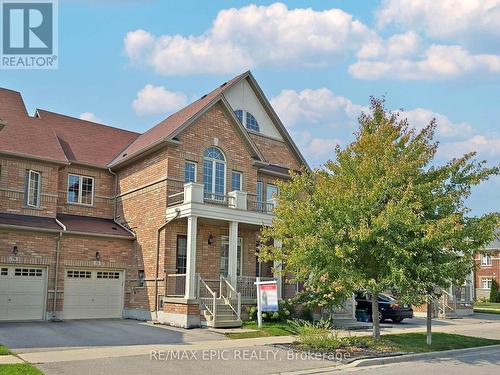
xmin=234 ymin=110 xmax=260 ymax=132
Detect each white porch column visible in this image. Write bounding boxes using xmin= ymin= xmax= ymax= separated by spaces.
xmin=273 ymin=239 xmax=283 ymax=299
xmin=184 ymin=216 xmax=198 ymax=299
xmin=228 ymin=221 xmax=239 ymax=285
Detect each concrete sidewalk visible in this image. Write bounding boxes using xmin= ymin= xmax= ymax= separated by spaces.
xmin=18 ymin=335 xmax=297 ymax=364
xmin=0 ymin=355 xmax=24 ymax=364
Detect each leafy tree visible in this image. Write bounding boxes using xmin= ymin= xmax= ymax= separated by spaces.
xmin=490 ymin=279 xmax=500 ymax=303
xmin=259 ymin=98 xmax=499 ymax=340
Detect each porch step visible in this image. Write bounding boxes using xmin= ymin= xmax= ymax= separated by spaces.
xmin=210 ymin=319 xmax=243 ymax=328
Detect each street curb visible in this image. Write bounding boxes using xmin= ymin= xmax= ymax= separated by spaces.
xmin=0 ymin=355 xmax=24 ymax=365
xmin=344 ymin=344 xmax=500 ymax=368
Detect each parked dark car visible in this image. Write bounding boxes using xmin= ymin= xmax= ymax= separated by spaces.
xmin=355 ymin=292 xmax=414 ymax=323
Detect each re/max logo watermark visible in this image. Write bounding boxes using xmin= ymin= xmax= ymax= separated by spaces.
xmin=1 ymin=0 xmax=58 ymax=69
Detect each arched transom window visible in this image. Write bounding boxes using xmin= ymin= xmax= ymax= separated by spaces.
xmin=203 ymin=147 xmax=226 ymax=199
xmin=234 ymin=110 xmax=260 ymax=132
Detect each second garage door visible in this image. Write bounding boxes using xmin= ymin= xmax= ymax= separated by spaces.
xmin=63 ymin=269 xmax=124 ymax=319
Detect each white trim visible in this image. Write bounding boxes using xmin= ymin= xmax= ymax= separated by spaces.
xmin=27 ymin=170 xmax=41 ymax=208
xmin=67 ymin=173 xmax=95 ymax=206
xmin=480 ymin=277 xmax=493 ymax=289
xmin=203 ymin=147 xmax=227 ymax=196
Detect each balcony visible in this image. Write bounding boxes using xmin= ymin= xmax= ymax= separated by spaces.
xmin=166 ymin=182 xmax=275 ymax=225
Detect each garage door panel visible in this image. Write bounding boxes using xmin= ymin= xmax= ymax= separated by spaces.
xmin=0 ymin=266 xmax=46 ymax=321
xmin=63 ymin=269 xmax=124 ymax=319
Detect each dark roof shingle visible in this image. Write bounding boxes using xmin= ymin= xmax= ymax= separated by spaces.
xmin=57 ymin=214 xmax=134 ymax=238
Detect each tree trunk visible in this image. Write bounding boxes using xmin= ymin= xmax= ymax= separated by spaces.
xmin=426 ymin=296 xmax=432 ymax=346
xmin=371 ymin=292 xmax=380 ymax=340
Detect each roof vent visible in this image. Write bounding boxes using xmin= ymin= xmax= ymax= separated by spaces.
xmin=200 ymin=94 xmax=207 ymax=100
xmin=122 ymin=153 xmax=127 ymax=157
xmin=112 ymin=226 xmax=118 ymax=230
xmin=220 ymin=82 xmax=227 ymax=88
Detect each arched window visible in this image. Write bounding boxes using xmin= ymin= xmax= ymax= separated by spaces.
xmin=234 ymin=110 xmax=260 ymax=132
xmin=245 ymin=112 xmax=260 ymax=132
xmin=203 ymin=147 xmax=226 ymax=199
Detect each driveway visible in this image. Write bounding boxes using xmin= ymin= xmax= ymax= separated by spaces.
xmin=0 ymin=319 xmax=222 ymax=351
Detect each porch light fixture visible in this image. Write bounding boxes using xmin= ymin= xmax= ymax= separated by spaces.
xmin=12 ymin=245 xmax=18 ymax=255
xmin=208 ymin=234 xmax=214 ymax=245
xmin=95 ymin=251 xmax=101 ymax=261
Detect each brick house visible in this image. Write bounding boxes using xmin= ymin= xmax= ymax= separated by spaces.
xmin=0 ymin=71 xmax=308 ymax=327
xmin=474 ymin=233 xmax=500 ymax=301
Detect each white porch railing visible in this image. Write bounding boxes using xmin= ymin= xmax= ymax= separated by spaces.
xmin=237 ymin=276 xmax=276 ymax=300
xmin=220 ymin=275 xmax=241 ymax=321
xmin=197 ymin=275 xmax=217 ymax=321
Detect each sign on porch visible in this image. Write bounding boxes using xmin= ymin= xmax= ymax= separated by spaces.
xmin=255 ymin=278 xmax=278 ymax=328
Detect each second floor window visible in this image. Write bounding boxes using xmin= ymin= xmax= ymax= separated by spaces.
xmin=256 ymin=181 xmax=263 ymax=202
xmin=203 ymin=147 xmax=226 ymax=198
xmin=68 ymin=174 xmax=94 ymax=206
xmin=26 ymin=170 xmax=41 ymax=207
xmin=266 ymin=184 xmax=279 ymax=203
xmin=480 ymin=253 xmax=492 ymax=266
xmin=184 ymin=161 xmax=197 ymax=183
xmin=231 ymin=171 xmax=242 ymax=191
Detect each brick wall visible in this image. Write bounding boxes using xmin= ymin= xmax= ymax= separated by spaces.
xmin=57 ymin=165 xmax=115 ymax=218
xmin=0 ymin=155 xmax=59 ymax=217
xmin=474 ymin=250 xmax=500 ymax=299
xmin=250 ymin=132 xmax=301 ymax=170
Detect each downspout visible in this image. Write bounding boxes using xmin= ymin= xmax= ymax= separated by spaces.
xmin=52 ymin=218 xmax=66 ymax=321
xmin=154 ymin=208 xmax=180 ymax=319
xmin=108 ymin=168 xmax=118 ymax=220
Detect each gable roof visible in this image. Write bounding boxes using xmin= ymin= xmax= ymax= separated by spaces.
xmin=109 ymin=72 xmax=253 ymax=167
xmin=109 ymin=71 xmax=309 ymax=170
xmin=36 ymin=110 xmax=140 ymax=168
xmin=0 ymin=88 xmax=69 ymax=164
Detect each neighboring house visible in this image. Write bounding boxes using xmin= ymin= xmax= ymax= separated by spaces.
xmin=0 ymin=71 xmax=308 ymax=328
xmin=474 ymin=233 xmax=500 ymax=301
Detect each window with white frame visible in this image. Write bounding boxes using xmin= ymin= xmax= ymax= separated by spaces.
xmin=231 ymin=171 xmax=242 ymax=191
xmin=481 ymin=278 xmax=493 ymax=289
xmin=184 ymin=161 xmax=197 ymax=183
xmin=266 ymin=184 xmax=279 ymax=207
xmin=234 ymin=110 xmax=260 ymax=132
xmin=220 ymin=236 xmax=243 ymax=277
xmin=480 ymin=253 xmax=492 ymax=266
xmin=26 ymin=170 xmax=41 ymax=207
xmin=67 ymin=174 xmax=94 ymax=205
xmin=203 ymin=147 xmax=226 ymax=199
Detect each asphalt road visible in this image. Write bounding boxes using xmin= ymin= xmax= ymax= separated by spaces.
xmin=319 ymin=345 xmax=500 ymax=375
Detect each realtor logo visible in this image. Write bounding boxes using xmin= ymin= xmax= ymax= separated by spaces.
xmin=1 ymin=0 xmax=58 ymax=69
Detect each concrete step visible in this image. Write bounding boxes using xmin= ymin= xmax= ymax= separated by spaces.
xmin=209 ymin=319 xmax=243 ymax=328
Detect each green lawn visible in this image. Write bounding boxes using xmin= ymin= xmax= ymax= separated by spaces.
xmin=381 ymin=332 xmax=500 ymax=353
xmin=225 ymin=322 xmax=294 ymax=339
xmin=0 ymin=345 xmax=10 ymax=355
xmin=474 ymin=302 xmax=500 ymax=315
xmin=0 ymin=364 xmax=44 ymax=375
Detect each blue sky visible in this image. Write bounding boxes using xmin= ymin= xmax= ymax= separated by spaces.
xmin=2 ymin=0 xmax=499 ymax=216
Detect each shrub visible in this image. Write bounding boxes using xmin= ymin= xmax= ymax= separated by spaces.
xmin=246 ymin=299 xmax=294 ymax=322
xmin=490 ymin=279 xmax=500 ymax=303
xmin=288 ymin=319 xmax=348 ymax=351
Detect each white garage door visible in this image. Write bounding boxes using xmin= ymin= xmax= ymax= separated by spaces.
xmin=0 ymin=266 xmax=46 ymax=321
xmin=63 ymin=269 xmax=124 ymax=319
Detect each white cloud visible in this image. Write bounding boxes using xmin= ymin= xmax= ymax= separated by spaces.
xmin=271 ymin=87 xmax=493 ymax=165
xmin=439 ymin=135 xmax=500 ymax=161
xmin=349 ymin=44 xmax=500 ymax=80
xmin=357 ymin=32 xmax=421 ymax=60
xmin=270 ymin=88 xmax=367 ymax=129
xmin=79 ymin=112 xmax=103 ymax=123
xmin=132 ymin=84 xmax=188 ymax=116
xmin=398 ymin=108 xmax=474 ymax=138
xmin=123 ymin=2 xmax=376 ymax=75
xmin=376 ymin=0 xmax=500 ymax=43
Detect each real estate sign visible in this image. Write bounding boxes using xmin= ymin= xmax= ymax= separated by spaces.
xmin=255 ymin=278 xmax=278 ymax=327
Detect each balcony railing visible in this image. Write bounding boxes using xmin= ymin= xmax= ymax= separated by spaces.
xmin=203 ymin=192 xmax=235 ymax=207
xmin=166 ymin=182 xmax=275 ymax=216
